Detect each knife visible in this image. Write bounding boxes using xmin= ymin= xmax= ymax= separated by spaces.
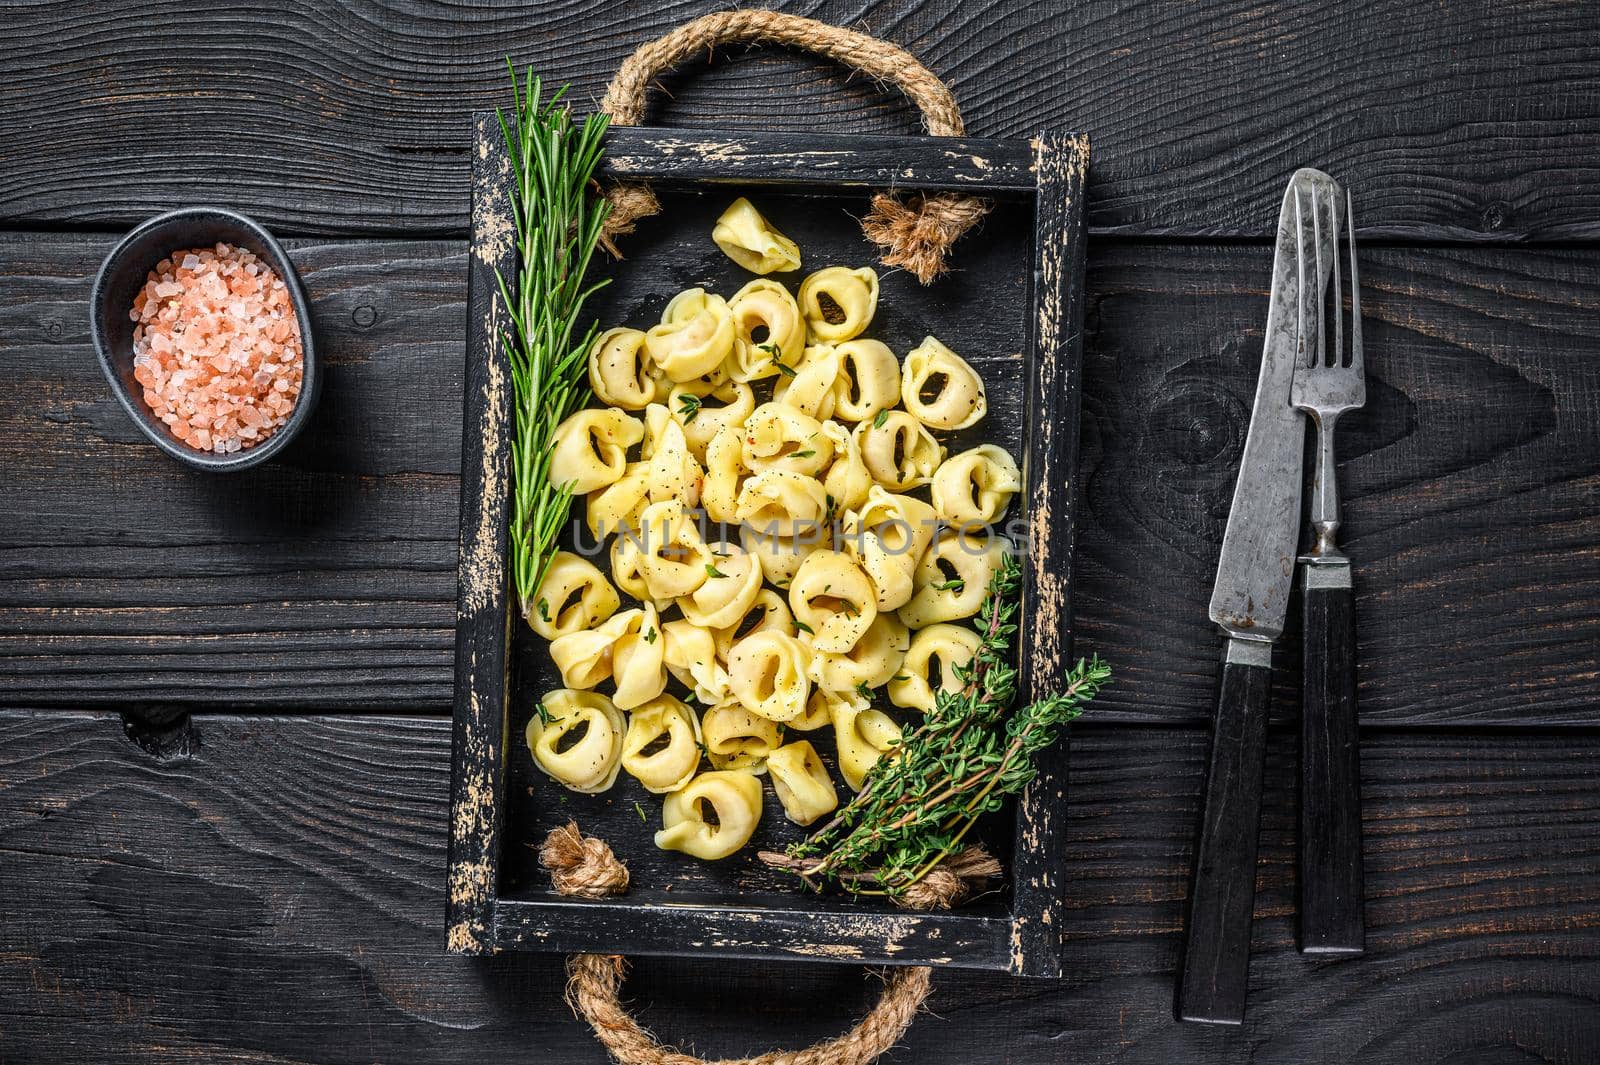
xmin=1176 ymin=168 xmax=1339 ymax=1026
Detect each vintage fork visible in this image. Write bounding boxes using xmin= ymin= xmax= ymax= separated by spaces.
xmin=1291 ymin=186 xmax=1367 ymax=954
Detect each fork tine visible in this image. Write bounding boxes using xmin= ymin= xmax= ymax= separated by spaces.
xmin=1312 ymin=182 xmax=1325 ymax=368
xmin=1295 ymin=188 xmax=1307 ymax=364
xmin=1346 ymin=189 xmax=1363 ymax=370
xmin=1330 ymin=186 xmax=1343 ymax=367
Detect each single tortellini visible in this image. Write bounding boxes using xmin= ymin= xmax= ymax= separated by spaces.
xmin=548 ymin=407 xmax=644 ymax=495
xmin=727 ymin=279 xmax=805 ymax=382
xmin=701 ymin=423 xmax=747 ymax=525
xmin=740 ymin=523 xmax=821 ymax=588
xmin=741 ymin=402 xmax=832 ymax=479
xmin=830 ymin=339 xmax=900 ymax=423
xmin=701 ymin=704 xmax=781 ymax=773
xmin=898 ymin=530 xmax=1010 ymax=628
xmin=661 ymin=618 xmax=730 ymax=705
xmin=901 ymin=336 xmax=988 ymax=430
xmin=586 ymin=461 xmax=650 ymax=539
xmin=789 ymin=550 xmax=878 ymax=654
xmin=888 ymin=623 xmax=983 ymax=713
xmin=671 ymin=380 xmax=754 ymax=462
xmin=771 ymin=343 xmax=840 ymax=420
xmin=798 ymin=266 xmax=878 ymax=343
xmin=526 ymin=689 xmax=626 ymax=794
xmin=622 ymin=694 xmax=703 ymax=794
xmin=820 ymin=420 xmax=873 ymax=513
xmin=931 ymin=445 xmax=1023 ymax=527
xmin=829 ymin=690 xmax=903 ymax=790
xmin=588 ymin=326 xmax=653 ymax=410
xmin=711 ymin=588 xmax=794 ymax=663
xmin=808 ymin=614 xmax=910 ymax=693
xmin=655 ymin=769 xmax=763 ymax=860
xmin=528 ymin=550 xmax=620 ymax=641
xmin=844 ymin=487 xmax=939 ymax=610
xmin=712 ymin=197 xmax=801 ymax=275
xmin=679 ymin=541 xmax=763 ymax=630
xmin=767 ymin=741 xmax=839 ymax=826
xmin=610 ymin=601 xmax=668 ymax=710
xmin=646 ymin=288 xmax=736 ymax=383
xmin=727 ymin=629 xmax=812 ymax=723
xmin=633 ymin=500 xmax=714 ymax=601
xmin=640 ymin=404 xmax=703 ymax=508
xmin=736 ymin=469 xmax=829 ymax=536
xmin=549 ymin=609 xmax=634 ymax=690
xmin=853 ymin=410 xmax=944 ymax=491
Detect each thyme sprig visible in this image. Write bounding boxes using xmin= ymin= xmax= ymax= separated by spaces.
xmin=762 ymin=554 xmax=1110 ymax=897
xmin=496 ymin=65 xmax=612 ymax=622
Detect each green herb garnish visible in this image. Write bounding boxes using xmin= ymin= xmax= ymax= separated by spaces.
xmin=794 ymin=619 xmax=814 ymax=635
xmin=934 ymin=578 xmax=965 ymax=594
xmin=496 ymin=66 xmax=612 ymax=624
xmin=792 ymin=449 xmax=816 ymax=459
xmin=763 ymin=555 xmax=1110 ymax=898
xmin=705 ymin=563 xmax=728 ymax=579
xmin=634 ymin=801 xmax=648 ymax=822
xmin=676 ymin=392 xmax=702 ymax=423
xmin=872 ymin=408 xmax=890 ymax=429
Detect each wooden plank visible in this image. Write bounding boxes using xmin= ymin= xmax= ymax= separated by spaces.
xmin=4 ymin=236 xmax=1597 ymax=722
xmin=1 ymin=711 xmax=1595 ymax=1063
xmin=4 ymin=0 xmax=1600 ymax=240
xmin=601 ymin=128 xmax=1036 ymax=191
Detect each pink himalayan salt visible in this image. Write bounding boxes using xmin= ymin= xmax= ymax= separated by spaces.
xmin=129 ymin=242 xmax=304 ymax=454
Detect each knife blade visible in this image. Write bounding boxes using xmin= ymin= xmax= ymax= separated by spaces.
xmin=1178 ymin=168 xmax=1339 ymax=1026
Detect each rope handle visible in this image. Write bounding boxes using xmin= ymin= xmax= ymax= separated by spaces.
xmin=540 ymin=822 xmax=1004 ymax=1065
xmin=595 ymin=9 xmax=990 ymax=283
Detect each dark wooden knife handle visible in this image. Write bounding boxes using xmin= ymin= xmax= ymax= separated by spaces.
xmin=1299 ymin=572 xmax=1365 ymax=954
xmin=1177 ymin=652 xmax=1271 ymax=1025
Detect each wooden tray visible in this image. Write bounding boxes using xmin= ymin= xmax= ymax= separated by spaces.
xmin=447 ymin=113 xmax=1089 ymax=977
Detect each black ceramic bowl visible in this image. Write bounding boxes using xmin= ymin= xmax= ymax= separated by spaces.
xmin=90 ymin=207 xmax=318 ymax=471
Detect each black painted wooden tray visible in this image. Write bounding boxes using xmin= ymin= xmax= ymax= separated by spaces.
xmin=447 ymin=114 xmax=1089 ymax=977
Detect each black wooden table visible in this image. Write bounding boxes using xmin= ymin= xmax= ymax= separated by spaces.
xmin=3 ymin=3 xmax=1598 ymax=1062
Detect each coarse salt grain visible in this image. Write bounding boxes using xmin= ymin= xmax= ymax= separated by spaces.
xmin=129 ymin=242 xmax=304 ymax=453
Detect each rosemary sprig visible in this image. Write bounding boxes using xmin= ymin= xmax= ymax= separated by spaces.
xmin=762 ymin=554 xmax=1110 ymax=897
xmin=495 ymin=64 xmax=612 ymax=622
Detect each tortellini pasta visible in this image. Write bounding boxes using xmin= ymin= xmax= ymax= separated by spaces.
xmin=678 ymin=541 xmax=763 ymax=630
xmin=830 ymin=339 xmax=900 ymax=423
xmin=727 ymin=629 xmax=812 ymax=723
xmin=655 ymin=770 xmax=763 ymax=860
xmin=527 ymin=690 xmax=626 ymax=794
xmin=529 ymin=550 xmax=621 ymax=641
xmin=798 ymin=266 xmax=879 ymax=343
xmin=524 ymin=201 xmax=1033 ymax=864
xmin=728 ymin=279 xmax=805 ymax=381
xmin=854 ymin=410 xmax=944 ymax=491
xmin=701 ymin=703 xmax=782 ymax=773
xmin=901 ymin=336 xmax=988 ymax=430
xmin=712 ymin=197 xmax=801 ymax=275
xmin=646 ymin=288 xmax=735 ymax=383
xmin=788 ymin=550 xmax=878 ymax=654
xmin=622 ymin=695 xmax=702 ymax=793
xmin=829 ymin=689 xmax=903 ymax=790
xmin=588 ymin=327 xmax=653 ymax=410
xmin=767 ymin=741 xmax=838 ymax=825
xmin=549 ymin=407 xmax=644 ymax=495
xmin=898 ymin=529 xmax=1009 ymax=628
xmin=931 ymin=444 xmax=1022 ymax=527
xmin=888 ymin=623 xmax=982 ymax=713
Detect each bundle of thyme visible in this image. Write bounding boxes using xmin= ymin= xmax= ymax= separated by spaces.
xmin=496 ymin=65 xmax=612 ymax=622
xmin=762 ymin=554 xmax=1110 ymax=897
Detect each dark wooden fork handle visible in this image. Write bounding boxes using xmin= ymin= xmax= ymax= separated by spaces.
xmin=1178 ymin=649 xmax=1271 ymax=1025
xmin=1299 ymin=566 xmax=1365 ymax=954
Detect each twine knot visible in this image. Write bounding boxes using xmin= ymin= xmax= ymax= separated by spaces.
xmin=893 ymin=845 xmax=1003 ymax=911
xmin=540 ymin=819 xmax=631 ymax=899
xmin=596 ymin=9 xmax=988 ymax=283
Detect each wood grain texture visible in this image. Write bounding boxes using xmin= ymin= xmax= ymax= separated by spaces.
xmin=5 ymin=237 xmax=1598 ymax=722
xmin=1 ymin=711 xmax=1595 ymax=1063
xmin=5 ymin=0 xmax=1600 ymax=240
